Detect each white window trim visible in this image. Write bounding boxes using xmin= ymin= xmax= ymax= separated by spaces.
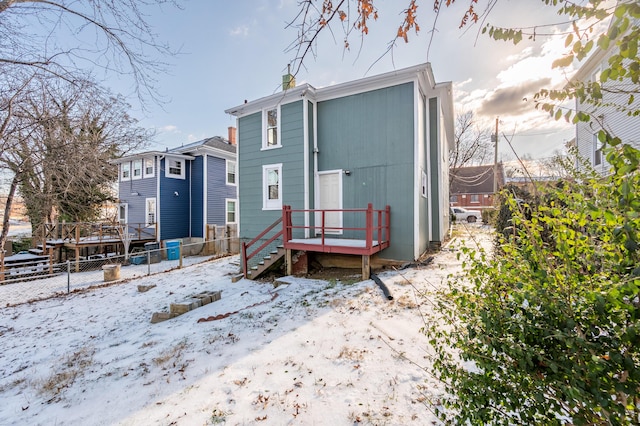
xmin=143 ymin=157 xmax=155 ymax=178
xmin=132 ymin=159 xmax=142 ymax=180
xmin=593 ymin=133 xmax=603 ymax=166
xmin=261 ymin=106 xmax=282 ymax=150
xmin=262 ymin=163 xmax=283 ymax=210
xmin=120 ymin=162 xmax=131 ymax=181
xmin=145 ymin=197 xmax=156 ymax=227
xmin=226 ymin=160 xmax=237 ymax=186
xmin=165 ymin=158 xmax=186 ymax=179
xmin=225 ymin=198 xmax=237 ymax=224
xmin=118 ymin=203 xmax=128 ymax=224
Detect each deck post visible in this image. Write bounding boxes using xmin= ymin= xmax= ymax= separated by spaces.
xmin=362 ymin=255 xmax=370 ymax=280
xmin=241 ymin=242 xmax=248 ymax=278
xmin=285 ymin=249 xmax=292 ymax=275
xmin=366 ymin=203 xmax=373 ymax=249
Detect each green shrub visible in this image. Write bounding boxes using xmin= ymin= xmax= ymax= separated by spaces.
xmin=429 ymin=138 xmax=640 ymax=425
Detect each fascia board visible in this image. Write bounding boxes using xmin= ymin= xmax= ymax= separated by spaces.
xmin=110 ymin=151 xmax=172 ymax=164
xmin=188 ymin=145 xmax=236 ymax=161
xmin=225 ymin=84 xmax=316 ymax=117
xmin=314 ymin=63 xmax=432 ymax=102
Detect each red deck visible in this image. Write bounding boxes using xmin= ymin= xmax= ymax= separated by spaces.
xmin=242 ymin=204 xmax=390 ymax=277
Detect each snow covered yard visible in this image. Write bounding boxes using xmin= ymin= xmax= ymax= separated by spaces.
xmin=0 ymin=224 xmax=491 ymax=425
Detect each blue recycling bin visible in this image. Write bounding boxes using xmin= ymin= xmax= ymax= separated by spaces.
xmin=165 ymin=240 xmax=181 ymax=260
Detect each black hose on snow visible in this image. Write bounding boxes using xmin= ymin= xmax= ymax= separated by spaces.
xmin=370 ymin=270 xmax=393 ymax=301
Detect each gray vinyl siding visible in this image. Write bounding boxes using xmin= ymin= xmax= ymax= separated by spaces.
xmin=207 ymin=156 xmax=237 ymax=226
xmin=159 ymin=158 xmax=191 ymax=240
xmin=238 ymin=100 xmax=306 ymax=241
xmin=316 ymin=82 xmax=415 ymax=261
xmin=576 ymin=54 xmax=640 ymax=175
xmin=191 ymin=157 xmax=204 ymax=238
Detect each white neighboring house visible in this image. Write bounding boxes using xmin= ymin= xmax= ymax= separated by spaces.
xmin=571 ymin=18 xmax=640 ymax=175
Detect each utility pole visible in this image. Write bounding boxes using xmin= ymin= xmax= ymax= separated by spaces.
xmin=493 ymin=117 xmax=499 ymax=193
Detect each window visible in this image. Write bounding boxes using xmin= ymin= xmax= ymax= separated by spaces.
xmin=226 ymin=199 xmax=237 ymax=223
xmin=262 ymin=106 xmax=280 ymax=149
xmin=421 ymin=170 xmax=428 ymax=198
xmin=132 ymin=159 xmax=142 ymax=179
xmin=118 ymin=203 xmax=128 ymax=224
xmin=145 ymin=198 xmax=156 ymax=227
xmin=450 ymin=195 xmax=458 ymax=203
xmin=593 ymin=133 xmax=602 ymax=166
xmin=263 ymin=164 xmax=282 ymax=210
xmin=144 ymin=158 xmax=155 ymax=177
xmin=470 ymin=194 xmax=480 ymax=203
xmin=121 ymin=163 xmax=131 ymax=181
xmin=226 ymin=161 xmax=236 ymax=185
xmin=166 ymin=158 xmax=185 ymax=179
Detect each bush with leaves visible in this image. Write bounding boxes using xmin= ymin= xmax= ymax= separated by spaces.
xmin=428 ymin=137 xmax=640 ymax=425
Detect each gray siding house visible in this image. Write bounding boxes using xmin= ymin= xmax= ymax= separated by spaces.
xmin=226 ymin=63 xmax=454 ymax=263
xmin=571 ymin=18 xmax=640 ymax=175
xmin=113 ymin=136 xmax=237 ymax=243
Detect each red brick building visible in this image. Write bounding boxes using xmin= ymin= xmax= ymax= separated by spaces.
xmin=449 ymin=164 xmax=505 ymax=210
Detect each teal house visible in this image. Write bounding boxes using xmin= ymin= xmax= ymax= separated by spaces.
xmin=225 ymin=63 xmax=454 ymax=275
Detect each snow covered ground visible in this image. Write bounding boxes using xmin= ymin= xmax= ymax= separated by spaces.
xmin=0 ymin=224 xmax=492 ymax=425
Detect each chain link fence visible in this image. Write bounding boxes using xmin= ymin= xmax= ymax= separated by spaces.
xmin=0 ymin=238 xmax=240 ymax=307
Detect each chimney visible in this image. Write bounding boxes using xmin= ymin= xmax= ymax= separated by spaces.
xmin=228 ymin=126 xmax=237 ymax=145
xmin=282 ymin=64 xmax=295 ymax=91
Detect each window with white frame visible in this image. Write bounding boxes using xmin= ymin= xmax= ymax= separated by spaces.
xmin=121 ymin=162 xmax=131 ymax=181
xmin=145 ymin=197 xmax=156 ymax=227
xmin=263 ymin=164 xmax=282 ymax=210
xmin=263 ymin=106 xmax=280 ymax=149
xmin=144 ymin=158 xmax=155 ymax=177
xmin=166 ymin=158 xmax=185 ymax=179
xmin=470 ymin=194 xmax=480 ymax=203
xmin=132 ymin=159 xmax=142 ymax=179
xmin=593 ymin=133 xmax=603 ymax=166
xmin=226 ymin=160 xmax=236 ymax=185
xmin=118 ymin=203 xmax=128 ymax=224
xmin=226 ymin=199 xmax=237 ymax=223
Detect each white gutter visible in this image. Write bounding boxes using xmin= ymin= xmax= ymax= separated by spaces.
xmin=202 ymin=154 xmax=208 ymax=238
xmin=302 ymin=94 xmax=310 ymax=238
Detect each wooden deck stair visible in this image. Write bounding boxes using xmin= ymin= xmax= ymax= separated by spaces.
xmin=247 ymin=246 xmax=286 ymax=279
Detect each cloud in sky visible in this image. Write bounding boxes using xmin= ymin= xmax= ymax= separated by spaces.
xmin=229 ymin=25 xmax=249 ymax=37
xmin=479 ymin=78 xmax=551 ymax=116
xmin=158 ymin=125 xmax=178 ymax=133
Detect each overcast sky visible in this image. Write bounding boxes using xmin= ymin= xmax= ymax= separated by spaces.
xmin=109 ymin=0 xmax=607 ymax=161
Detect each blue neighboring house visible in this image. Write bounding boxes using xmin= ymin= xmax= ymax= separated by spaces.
xmin=113 ymin=135 xmax=237 ymax=243
xmin=225 ymin=63 xmax=454 ymax=265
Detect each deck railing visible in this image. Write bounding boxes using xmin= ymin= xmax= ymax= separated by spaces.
xmin=39 ymin=222 xmax=157 ymax=245
xmin=242 ymin=204 xmax=391 ymax=277
xmin=282 ymin=203 xmax=390 ymax=255
xmin=241 ymin=215 xmax=284 ymax=277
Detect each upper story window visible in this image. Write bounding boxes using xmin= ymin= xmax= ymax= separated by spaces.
xmin=132 ymin=159 xmax=142 ymax=179
xmin=226 ymin=160 xmax=236 ymax=185
xmin=121 ymin=163 xmax=131 ymax=181
xmin=144 ymin=158 xmax=155 ymax=177
xmin=262 ymin=106 xmax=281 ymax=149
xmin=263 ymin=163 xmax=282 ymax=210
xmin=166 ymin=158 xmax=185 ymax=179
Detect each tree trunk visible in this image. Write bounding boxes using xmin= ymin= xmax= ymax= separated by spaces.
xmin=0 ymin=172 xmax=20 ymax=255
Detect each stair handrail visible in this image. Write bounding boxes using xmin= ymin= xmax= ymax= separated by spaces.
xmin=241 ymin=207 xmax=290 ymax=278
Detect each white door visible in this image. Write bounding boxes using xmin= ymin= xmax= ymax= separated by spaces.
xmin=317 ymin=171 xmax=342 ymax=234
